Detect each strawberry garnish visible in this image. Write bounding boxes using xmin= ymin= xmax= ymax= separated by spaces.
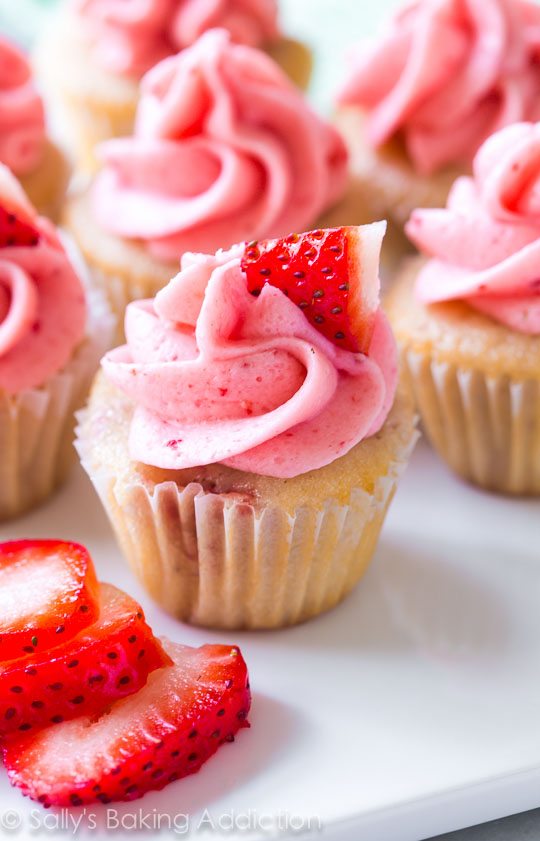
xmin=0 ymin=540 xmax=99 ymax=662
xmin=3 ymin=641 xmax=250 ymax=807
xmin=0 ymin=205 xmax=40 ymax=247
xmin=0 ymin=583 xmax=170 ymax=737
xmin=241 ymin=223 xmax=385 ymax=353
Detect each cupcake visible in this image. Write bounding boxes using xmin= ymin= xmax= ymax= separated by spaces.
xmin=35 ymin=0 xmax=312 ymax=172
xmin=0 ymin=164 xmax=114 ymax=520
xmin=0 ymin=36 xmax=70 ymax=221
xmin=333 ymin=0 xmax=540 ymax=262
xmin=64 ymin=29 xmax=348 ymax=328
xmin=386 ymin=122 xmax=540 ymax=495
xmin=76 ymin=223 xmax=418 ymax=629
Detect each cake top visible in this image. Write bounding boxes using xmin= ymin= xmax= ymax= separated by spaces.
xmin=102 ymin=224 xmax=398 ymax=478
xmin=337 ymin=0 xmax=540 ymax=175
xmin=92 ymin=29 xmax=348 ymax=263
xmin=75 ymin=0 xmax=280 ymax=77
xmin=407 ymin=121 xmax=540 ymax=334
xmin=0 ymin=36 xmax=46 ymax=177
xmin=0 ymin=165 xmax=86 ymax=393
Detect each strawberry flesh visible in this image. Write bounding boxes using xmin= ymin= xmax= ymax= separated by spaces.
xmin=0 ymin=540 xmax=100 ymax=663
xmin=0 ymin=205 xmax=40 ymax=248
xmin=241 ymin=224 xmax=384 ymax=354
xmin=0 ymin=583 xmax=170 ymax=737
xmin=3 ymin=641 xmax=251 ymax=807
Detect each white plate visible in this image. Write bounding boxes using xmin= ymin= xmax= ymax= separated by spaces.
xmin=2 ymin=1 xmax=540 ymax=839
xmin=1 ymin=441 xmax=539 ymax=841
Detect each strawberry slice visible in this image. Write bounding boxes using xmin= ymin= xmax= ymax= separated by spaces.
xmin=3 ymin=641 xmax=250 ymax=807
xmin=0 ymin=205 xmax=40 ymax=247
xmin=0 ymin=165 xmax=41 ymax=248
xmin=0 ymin=540 xmax=100 ymax=662
xmin=241 ymin=223 xmax=385 ymax=353
xmin=0 ymin=583 xmax=171 ymax=737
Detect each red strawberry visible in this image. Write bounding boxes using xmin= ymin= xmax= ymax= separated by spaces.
xmin=0 ymin=205 xmax=40 ymax=247
xmin=0 ymin=583 xmax=170 ymax=737
xmin=241 ymin=223 xmax=385 ymax=353
xmin=0 ymin=540 xmax=100 ymax=662
xmin=3 ymin=641 xmax=251 ymax=807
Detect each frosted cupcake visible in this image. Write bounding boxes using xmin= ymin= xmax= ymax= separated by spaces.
xmin=0 ymin=165 xmax=113 ymax=520
xmin=64 ymin=29 xmax=348 ymax=327
xmin=386 ymin=122 xmax=540 ymax=495
xmin=77 ymin=223 xmax=418 ymax=629
xmin=0 ymin=36 xmax=70 ymax=221
xmin=334 ymin=0 xmax=540 ymax=260
xmin=35 ymin=0 xmax=312 ymax=172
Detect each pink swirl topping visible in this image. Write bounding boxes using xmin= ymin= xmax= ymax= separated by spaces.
xmin=0 ymin=166 xmax=86 ymax=393
xmin=93 ymin=29 xmax=348 ymax=263
xmin=102 ymin=234 xmax=397 ymax=479
xmin=75 ymin=0 xmax=280 ymax=77
xmin=406 ymin=122 xmax=540 ymax=334
xmin=0 ymin=37 xmax=45 ymax=176
xmin=337 ymin=0 xmax=540 ymax=175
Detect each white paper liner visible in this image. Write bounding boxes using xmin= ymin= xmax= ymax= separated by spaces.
xmin=0 ymin=256 xmax=115 ymax=521
xmin=88 ymin=264 xmax=167 ymax=340
xmin=404 ymin=348 xmax=540 ymax=495
xmin=76 ymin=421 xmax=418 ymax=629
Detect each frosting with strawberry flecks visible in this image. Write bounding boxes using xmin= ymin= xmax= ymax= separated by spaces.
xmin=337 ymin=0 xmax=540 ymax=175
xmin=406 ymin=122 xmax=540 ymax=334
xmin=75 ymin=0 xmax=280 ymax=77
xmin=92 ymin=29 xmax=348 ymax=263
xmin=0 ymin=37 xmax=45 ymax=176
xmin=0 ymin=166 xmax=86 ymax=393
xmin=102 ymin=226 xmax=397 ymax=479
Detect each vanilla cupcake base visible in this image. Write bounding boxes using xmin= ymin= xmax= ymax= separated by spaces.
xmin=76 ymin=375 xmax=418 ymax=629
xmin=0 ymin=283 xmax=115 ymax=521
xmin=332 ymin=108 xmax=463 ymax=268
xmin=386 ymin=260 xmax=540 ymax=495
xmin=35 ymin=10 xmax=312 ymax=174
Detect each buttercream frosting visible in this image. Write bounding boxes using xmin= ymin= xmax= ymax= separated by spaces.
xmin=337 ymin=0 xmax=540 ymax=175
xmin=75 ymin=0 xmax=280 ymax=77
xmin=0 ymin=37 xmax=45 ymax=176
xmin=92 ymin=29 xmax=348 ymax=262
xmin=0 ymin=166 xmax=86 ymax=393
xmin=102 ymin=226 xmax=397 ymax=479
xmin=406 ymin=122 xmax=540 ymax=334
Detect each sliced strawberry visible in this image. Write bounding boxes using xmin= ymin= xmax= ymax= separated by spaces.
xmin=0 ymin=206 xmax=40 ymax=247
xmin=3 ymin=641 xmax=250 ymax=807
xmin=0 ymin=583 xmax=171 ymax=737
xmin=241 ymin=223 xmax=385 ymax=353
xmin=0 ymin=540 xmax=100 ymax=662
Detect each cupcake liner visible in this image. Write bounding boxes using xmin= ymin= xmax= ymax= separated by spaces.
xmin=404 ymin=348 xmax=540 ymax=495
xmin=88 ymin=263 xmax=168 ymax=338
xmin=0 ymin=265 xmax=115 ymax=521
xmin=76 ymin=424 xmax=418 ymax=629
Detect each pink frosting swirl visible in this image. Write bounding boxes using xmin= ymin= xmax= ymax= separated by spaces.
xmin=0 ymin=37 xmax=45 ymax=176
xmin=406 ymin=122 xmax=540 ymax=334
xmin=337 ymin=0 xmax=540 ymax=175
xmin=92 ymin=29 xmax=348 ymax=263
xmin=0 ymin=166 xmax=86 ymax=393
xmin=75 ymin=0 xmax=280 ymax=77
xmin=102 ymin=227 xmax=397 ymax=479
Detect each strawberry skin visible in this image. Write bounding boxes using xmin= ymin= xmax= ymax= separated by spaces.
xmin=0 ymin=583 xmax=170 ymax=737
xmin=0 ymin=205 xmax=40 ymax=248
xmin=0 ymin=540 xmax=100 ymax=662
xmin=3 ymin=641 xmax=251 ymax=807
xmin=241 ymin=223 xmax=385 ymax=353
